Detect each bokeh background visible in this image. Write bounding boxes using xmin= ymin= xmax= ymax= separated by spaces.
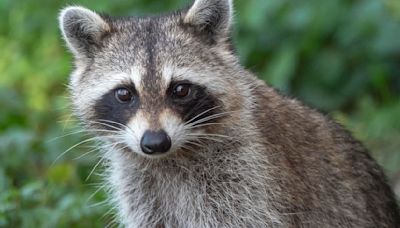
xmin=1 ymin=0 xmax=399 ymax=227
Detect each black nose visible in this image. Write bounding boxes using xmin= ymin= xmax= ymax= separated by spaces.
xmin=140 ymin=130 xmax=171 ymax=155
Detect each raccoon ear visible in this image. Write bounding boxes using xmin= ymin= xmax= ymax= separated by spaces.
xmin=184 ymin=0 xmax=233 ymax=42
xmin=59 ymin=6 xmax=111 ymax=59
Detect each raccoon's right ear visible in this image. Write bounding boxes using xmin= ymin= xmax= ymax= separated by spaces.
xmin=59 ymin=6 xmax=111 ymax=59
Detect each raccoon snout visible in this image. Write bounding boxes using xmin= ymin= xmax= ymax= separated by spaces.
xmin=140 ymin=130 xmax=171 ymax=155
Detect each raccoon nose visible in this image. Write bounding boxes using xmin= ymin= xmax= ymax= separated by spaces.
xmin=140 ymin=130 xmax=171 ymax=155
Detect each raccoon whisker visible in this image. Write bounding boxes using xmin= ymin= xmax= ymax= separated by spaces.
xmin=187 ymin=133 xmax=231 ymax=139
xmin=74 ymin=140 xmax=124 ymax=160
xmin=57 ymin=116 xmax=79 ymax=123
xmin=186 ymin=111 xmax=226 ymax=127
xmin=105 ymin=220 xmax=118 ymax=228
xmin=86 ymin=185 xmax=106 ymax=204
xmin=186 ymin=134 xmax=226 ymax=141
xmin=47 ymin=129 xmax=89 ymax=142
xmin=88 ymin=120 xmax=125 ymax=131
xmin=84 ymin=129 xmax=123 ymax=137
xmin=99 ymin=134 xmax=126 ymax=140
xmin=185 ymin=110 xmax=237 ymax=127
xmin=82 ymin=127 xmax=121 ymax=133
xmin=188 ymin=135 xmax=237 ymax=149
xmin=86 ymin=182 xmax=106 ymax=188
xmin=52 ymin=134 xmax=122 ymax=166
xmin=95 ymin=119 xmax=136 ymax=137
xmin=101 ymin=140 xmax=128 ymax=150
xmin=99 ymin=141 xmax=130 ymax=160
xmin=179 ymin=144 xmax=197 ymax=153
xmin=185 ymin=132 xmax=234 ymax=148
xmin=78 ymin=130 xmax=124 ymax=141
xmin=184 ymin=106 xmax=221 ymax=125
xmin=57 ymin=113 xmax=76 ymax=130
xmin=93 ymin=135 xmax=126 ymax=143
xmin=87 ymin=198 xmax=109 ymax=208
xmin=73 ymin=147 xmax=100 ymax=160
xmin=102 ymin=204 xmax=117 ymax=219
xmin=103 ymin=209 xmax=119 ymax=228
xmin=94 ymin=119 xmax=126 ymax=127
xmin=86 ymin=156 xmax=106 ymax=181
xmin=96 ymin=119 xmax=133 ymax=132
xmin=48 ymin=128 xmax=119 ymax=143
xmin=184 ymin=122 xmax=226 ymax=129
xmin=182 ymin=96 xmax=219 ymax=123
xmin=80 ymin=142 xmax=108 ymax=151
xmin=51 ymin=136 xmax=105 ymax=166
xmin=188 ymin=136 xmax=225 ymax=143
xmin=184 ymin=140 xmax=207 ymax=148
xmin=115 ymin=147 xmax=129 ymax=155
xmin=190 ymin=138 xmax=230 ymax=150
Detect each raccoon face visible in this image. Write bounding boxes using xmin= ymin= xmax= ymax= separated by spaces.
xmin=59 ymin=0 xmax=243 ymax=158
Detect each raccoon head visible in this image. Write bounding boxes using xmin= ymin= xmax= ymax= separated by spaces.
xmin=59 ymin=0 xmax=248 ymax=158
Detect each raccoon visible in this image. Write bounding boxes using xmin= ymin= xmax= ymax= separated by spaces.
xmin=58 ymin=0 xmax=400 ymax=227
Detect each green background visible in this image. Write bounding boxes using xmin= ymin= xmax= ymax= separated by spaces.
xmin=1 ymin=0 xmax=399 ymax=227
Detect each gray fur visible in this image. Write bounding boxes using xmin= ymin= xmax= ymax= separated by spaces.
xmin=59 ymin=0 xmax=400 ymax=227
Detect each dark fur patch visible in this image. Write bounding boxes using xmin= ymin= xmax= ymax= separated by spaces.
xmin=92 ymin=84 xmax=139 ymax=129
xmin=166 ymin=81 xmax=222 ymax=124
xmin=142 ymin=20 xmax=159 ymax=94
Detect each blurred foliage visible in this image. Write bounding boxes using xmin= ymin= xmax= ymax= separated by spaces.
xmin=0 ymin=0 xmax=399 ymax=227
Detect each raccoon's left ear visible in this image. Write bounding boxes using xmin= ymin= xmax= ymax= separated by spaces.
xmin=183 ymin=0 xmax=233 ymax=43
xmin=59 ymin=6 xmax=111 ymax=60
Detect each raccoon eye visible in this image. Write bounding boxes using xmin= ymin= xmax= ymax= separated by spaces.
xmin=173 ymin=84 xmax=191 ymax=98
xmin=115 ymin=88 xmax=133 ymax=103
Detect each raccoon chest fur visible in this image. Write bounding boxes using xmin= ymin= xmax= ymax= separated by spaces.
xmin=108 ymin=143 xmax=283 ymax=228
